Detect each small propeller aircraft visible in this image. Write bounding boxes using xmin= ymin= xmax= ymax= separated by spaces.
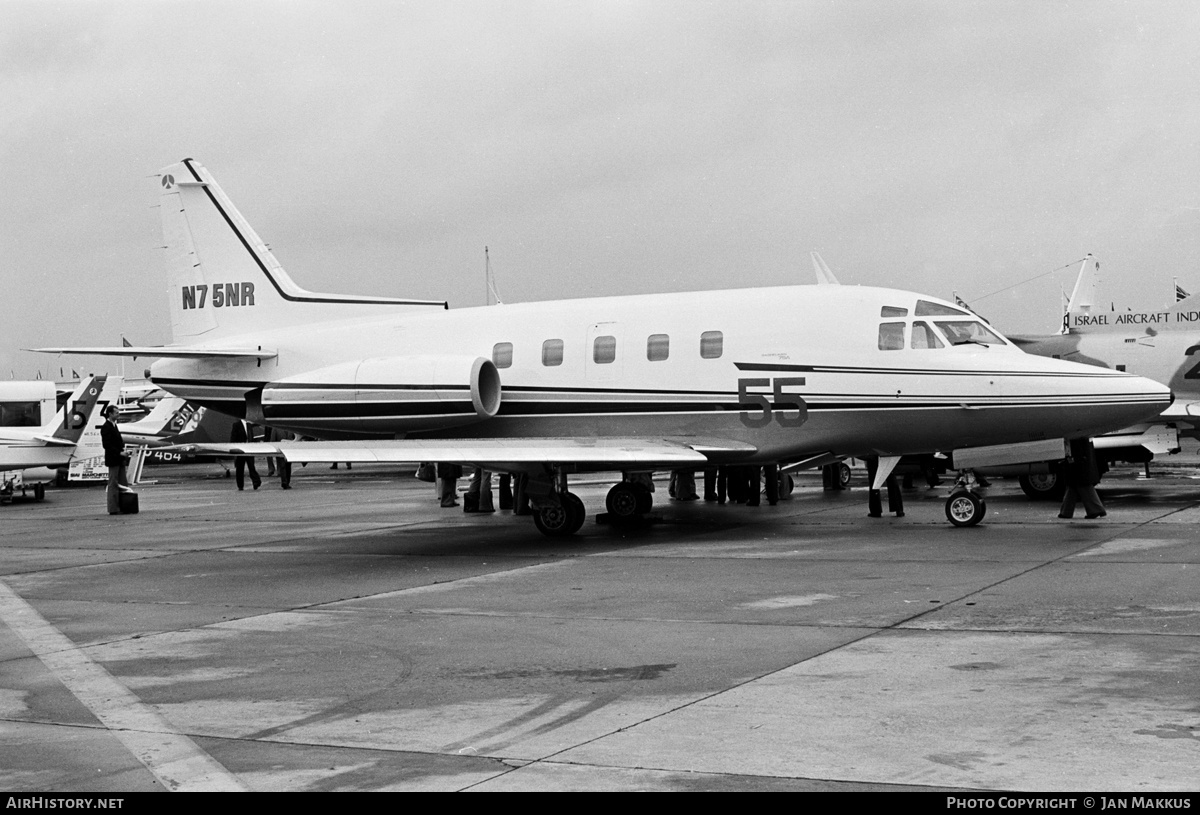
xmin=0 ymin=375 xmax=117 ymax=500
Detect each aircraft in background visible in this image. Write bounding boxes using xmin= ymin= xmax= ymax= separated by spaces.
xmin=0 ymin=375 xmax=118 ymax=501
xmin=38 ymin=159 xmax=1172 ymax=532
xmin=1005 ymin=255 xmax=1200 ymax=497
xmin=117 ymin=396 xmax=201 ymax=447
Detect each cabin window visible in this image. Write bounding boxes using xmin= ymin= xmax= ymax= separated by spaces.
xmin=878 ymin=322 xmax=905 ymax=350
xmin=700 ymin=330 xmax=723 ymax=359
xmin=0 ymin=401 xmax=39 ymax=427
xmin=492 ymin=342 xmax=513 ymax=369
xmin=542 ymin=339 xmax=564 ymax=367
xmin=593 ymin=335 xmax=617 ymax=364
xmin=647 ymin=334 xmax=669 ymax=362
xmin=915 ymin=300 xmax=969 ymax=317
xmin=881 ymin=306 xmax=908 ymax=318
xmin=911 ymin=321 xmax=944 ymax=349
xmin=934 ymin=320 xmax=1005 ymax=346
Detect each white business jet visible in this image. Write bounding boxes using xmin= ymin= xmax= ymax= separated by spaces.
xmin=38 ymin=159 xmax=1172 ymax=533
xmin=0 ymin=375 xmax=116 ymax=500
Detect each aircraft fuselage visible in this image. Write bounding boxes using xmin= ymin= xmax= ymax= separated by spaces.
xmin=151 ymin=284 xmax=1172 ymax=463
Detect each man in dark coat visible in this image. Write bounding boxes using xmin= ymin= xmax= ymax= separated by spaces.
xmin=1058 ymin=438 xmax=1106 ymax=519
xmin=230 ymin=420 xmax=262 ymax=490
xmin=102 ymin=405 xmax=131 ymax=514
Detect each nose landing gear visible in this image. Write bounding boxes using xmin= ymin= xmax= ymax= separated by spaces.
xmin=945 ymin=470 xmax=986 ymax=527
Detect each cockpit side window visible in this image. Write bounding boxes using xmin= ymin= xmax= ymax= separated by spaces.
xmin=934 ymin=320 xmax=1006 ymax=346
xmin=878 ymin=322 xmax=906 ymax=350
xmin=881 ymin=306 xmax=908 ymax=318
xmin=911 ymin=321 xmax=945 ymax=349
xmin=915 ymin=300 xmax=969 ymax=317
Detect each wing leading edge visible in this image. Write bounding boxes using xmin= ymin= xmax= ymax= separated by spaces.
xmin=170 ymin=436 xmax=756 ymax=468
xmin=33 ymin=346 xmax=277 ymax=360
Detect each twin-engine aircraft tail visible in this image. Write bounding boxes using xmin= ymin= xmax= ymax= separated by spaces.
xmin=158 ymin=158 xmax=447 ymax=345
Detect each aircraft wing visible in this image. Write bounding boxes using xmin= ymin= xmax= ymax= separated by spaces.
xmin=1160 ymin=400 xmax=1200 ymax=421
xmin=170 ymin=437 xmax=755 ymax=468
xmin=32 ymin=346 xmax=277 ymax=360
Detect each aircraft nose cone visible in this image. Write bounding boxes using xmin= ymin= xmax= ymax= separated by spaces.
xmin=1100 ymin=372 xmax=1173 ymax=429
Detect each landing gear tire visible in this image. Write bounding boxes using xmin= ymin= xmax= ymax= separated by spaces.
xmin=564 ymin=492 xmax=586 ymax=535
xmin=837 ymin=462 xmax=852 ymax=488
xmin=1018 ymin=472 xmax=1064 ymax=501
xmin=33 ymin=483 xmax=45 ymax=501
xmin=534 ymin=493 xmax=584 ymax=538
xmin=606 ymin=482 xmax=646 ymax=521
xmin=778 ymin=473 xmax=794 ymax=497
xmin=945 ymin=491 xmax=986 ymax=527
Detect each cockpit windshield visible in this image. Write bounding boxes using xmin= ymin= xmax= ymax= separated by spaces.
xmin=934 ymin=320 xmax=1006 ymax=346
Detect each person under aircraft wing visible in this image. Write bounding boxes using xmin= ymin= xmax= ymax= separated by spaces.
xmin=169 ymin=436 xmax=756 ymax=469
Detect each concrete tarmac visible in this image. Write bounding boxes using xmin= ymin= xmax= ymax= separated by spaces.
xmin=0 ymin=458 xmax=1197 ymax=792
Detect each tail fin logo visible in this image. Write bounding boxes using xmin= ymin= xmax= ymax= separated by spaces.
xmin=66 ymin=386 xmax=99 ymax=430
xmin=162 ymin=174 xmax=175 ymax=189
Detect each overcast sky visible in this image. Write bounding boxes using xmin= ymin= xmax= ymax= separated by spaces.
xmin=4 ymin=0 xmax=1199 ymax=379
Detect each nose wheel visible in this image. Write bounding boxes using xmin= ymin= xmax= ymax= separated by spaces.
xmin=945 ymin=490 xmax=986 ymax=527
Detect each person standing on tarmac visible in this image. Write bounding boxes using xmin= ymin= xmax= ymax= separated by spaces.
xmin=101 ymin=405 xmax=132 ymax=514
xmin=230 ymin=419 xmax=262 ymax=491
xmin=865 ymin=456 xmax=904 ymax=518
xmin=437 ymin=463 xmax=462 ymax=507
xmin=269 ymin=426 xmax=294 ymax=489
xmin=1058 ymin=438 xmax=1106 ymax=519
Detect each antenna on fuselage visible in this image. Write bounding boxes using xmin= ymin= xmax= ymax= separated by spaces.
xmin=811 ymin=251 xmax=840 ymax=285
xmin=485 ymin=246 xmax=504 ymax=306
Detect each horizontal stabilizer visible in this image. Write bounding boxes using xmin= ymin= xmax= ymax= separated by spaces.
xmin=32 ymin=346 xmax=278 ymax=360
xmin=33 ymin=435 xmax=78 ymax=446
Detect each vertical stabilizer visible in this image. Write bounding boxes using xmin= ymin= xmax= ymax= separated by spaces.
xmin=158 ymin=159 xmax=448 ymax=345
xmin=1066 ymin=254 xmax=1099 ymax=312
xmin=47 ymin=375 xmax=107 ymax=443
xmin=1064 ymin=254 xmax=1099 ymax=330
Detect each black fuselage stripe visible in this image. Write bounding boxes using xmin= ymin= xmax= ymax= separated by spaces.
xmin=735 ymin=361 xmax=1126 ymax=378
xmin=258 ymin=398 xmax=1161 ymax=420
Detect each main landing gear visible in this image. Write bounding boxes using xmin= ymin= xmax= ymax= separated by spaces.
xmin=533 ymin=491 xmax=586 ymax=537
xmin=1018 ymin=472 xmax=1065 ymax=501
xmin=604 ymin=479 xmax=653 ymax=523
xmin=529 ymin=472 xmax=659 ymax=537
xmin=526 ymin=468 xmax=588 ymax=538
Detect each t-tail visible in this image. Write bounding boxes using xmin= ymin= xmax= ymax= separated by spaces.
xmin=159 ymin=158 xmax=448 ymax=345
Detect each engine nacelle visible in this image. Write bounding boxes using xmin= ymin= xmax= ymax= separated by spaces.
xmin=261 ymin=355 xmax=501 ymax=434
